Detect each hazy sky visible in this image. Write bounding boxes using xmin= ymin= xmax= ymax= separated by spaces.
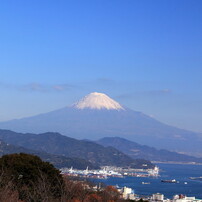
xmin=0 ymin=0 xmax=202 ymax=132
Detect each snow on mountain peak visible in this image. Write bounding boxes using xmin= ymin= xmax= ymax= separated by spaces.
xmin=73 ymin=92 xmax=124 ymax=110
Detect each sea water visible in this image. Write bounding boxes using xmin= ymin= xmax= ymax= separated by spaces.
xmin=92 ymin=164 xmax=202 ymax=199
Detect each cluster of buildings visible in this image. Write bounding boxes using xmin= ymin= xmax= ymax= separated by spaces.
xmin=150 ymin=193 xmax=202 ymax=202
xmin=60 ymin=166 xmax=123 ymax=179
xmin=60 ymin=165 xmax=159 ymax=179
xmin=117 ymin=188 xmax=202 ymax=202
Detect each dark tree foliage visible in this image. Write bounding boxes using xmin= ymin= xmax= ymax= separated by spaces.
xmin=0 ymin=153 xmax=64 ymax=201
xmin=0 ymin=153 xmax=131 ymax=201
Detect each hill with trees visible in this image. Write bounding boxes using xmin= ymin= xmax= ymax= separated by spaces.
xmin=0 ymin=139 xmax=97 ymax=169
xmin=0 ymin=153 xmax=131 ymax=202
xmin=0 ymin=153 xmax=63 ymax=201
xmin=0 ymin=129 xmax=154 ymax=169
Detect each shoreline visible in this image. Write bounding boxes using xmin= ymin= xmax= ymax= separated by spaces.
xmin=152 ymin=161 xmax=202 ymax=165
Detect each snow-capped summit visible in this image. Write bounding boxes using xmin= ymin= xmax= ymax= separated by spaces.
xmin=73 ymin=92 xmax=124 ymax=110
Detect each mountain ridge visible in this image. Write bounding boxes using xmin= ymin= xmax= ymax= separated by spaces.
xmin=96 ymin=137 xmax=202 ymax=163
xmin=0 ymin=92 xmax=201 ymax=155
xmin=0 ymin=139 xmax=97 ymax=169
xmin=0 ymin=129 xmax=154 ymax=169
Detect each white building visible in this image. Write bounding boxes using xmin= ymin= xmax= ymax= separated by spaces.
xmin=118 ymin=186 xmax=136 ymax=200
xmin=151 ymin=193 xmax=164 ymax=201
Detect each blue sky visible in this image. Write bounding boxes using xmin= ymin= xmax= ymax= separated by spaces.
xmin=0 ymin=0 xmax=202 ymax=132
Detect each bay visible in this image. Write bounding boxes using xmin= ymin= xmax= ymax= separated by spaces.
xmin=91 ymin=164 xmax=202 ymax=199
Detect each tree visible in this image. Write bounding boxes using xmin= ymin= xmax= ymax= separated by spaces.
xmin=84 ymin=193 xmax=102 ymax=202
xmin=98 ymin=185 xmax=121 ymax=201
xmin=0 ymin=153 xmax=64 ymax=201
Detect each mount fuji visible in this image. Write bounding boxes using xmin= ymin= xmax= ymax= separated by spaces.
xmin=0 ymin=92 xmax=201 ymax=155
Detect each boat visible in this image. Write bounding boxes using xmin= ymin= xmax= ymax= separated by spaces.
xmin=189 ymin=176 xmax=202 ymax=181
xmin=161 ymin=179 xmax=177 ymax=183
xmin=142 ymin=182 xmax=150 ymax=184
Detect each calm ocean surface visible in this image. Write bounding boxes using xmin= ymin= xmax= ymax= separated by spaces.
xmin=92 ymin=164 xmax=202 ymax=199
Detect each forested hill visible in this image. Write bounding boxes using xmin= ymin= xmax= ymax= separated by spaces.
xmin=0 ymin=139 xmax=97 ymax=169
xmin=0 ymin=129 xmax=154 ymax=169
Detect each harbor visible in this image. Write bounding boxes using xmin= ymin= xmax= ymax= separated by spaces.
xmin=61 ymin=163 xmax=202 ymax=199
xmin=60 ymin=165 xmax=160 ymax=179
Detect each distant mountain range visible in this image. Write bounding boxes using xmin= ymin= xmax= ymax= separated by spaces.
xmin=0 ymin=129 xmax=154 ymax=169
xmin=0 ymin=139 xmax=96 ymax=169
xmin=97 ymin=137 xmax=202 ymax=163
xmin=0 ymin=92 xmax=201 ymax=156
